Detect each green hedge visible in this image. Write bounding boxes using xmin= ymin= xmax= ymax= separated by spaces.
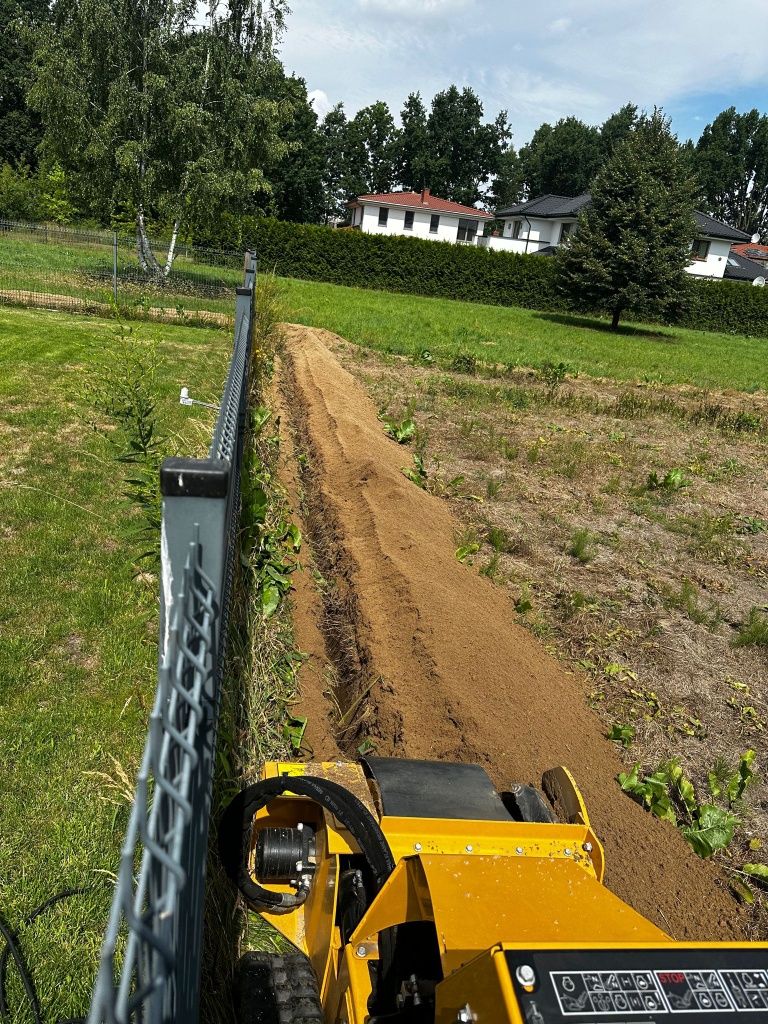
xmin=253 ymin=218 xmax=768 ymax=339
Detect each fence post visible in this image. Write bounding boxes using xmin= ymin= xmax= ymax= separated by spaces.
xmin=112 ymin=232 xmax=118 ymax=305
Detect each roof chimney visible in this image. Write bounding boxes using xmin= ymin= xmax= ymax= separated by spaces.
xmin=421 ymin=188 xmax=430 ymax=204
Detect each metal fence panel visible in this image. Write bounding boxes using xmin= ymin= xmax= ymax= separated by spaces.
xmin=0 ymin=219 xmax=245 ymax=318
xmin=88 ymin=252 xmax=257 ymax=1024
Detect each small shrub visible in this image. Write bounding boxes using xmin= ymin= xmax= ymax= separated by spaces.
xmin=646 ymin=468 xmax=690 ymax=492
xmin=619 ymin=753 xmax=756 ymax=858
xmin=733 ymin=608 xmax=768 ymax=648
xmin=479 ymin=552 xmax=501 ymax=580
xmin=485 ymin=475 xmax=503 ymax=499
xmin=609 ymin=723 xmax=636 ymax=748
xmin=538 ymin=360 xmax=574 ymax=394
xmin=567 ymin=527 xmax=597 ymax=563
xmin=450 ymin=352 xmax=477 ymax=375
xmin=498 ymin=437 xmax=519 ymax=460
xmin=737 ymin=516 xmax=768 ymax=535
xmin=660 ymin=579 xmax=721 ymax=628
xmin=381 ymin=414 xmax=416 ymax=444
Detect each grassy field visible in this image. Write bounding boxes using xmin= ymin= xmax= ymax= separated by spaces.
xmin=281 ymin=277 xmax=768 ymax=392
xmin=0 ymin=232 xmax=243 ymax=318
xmin=0 ymin=307 xmax=230 ymax=1021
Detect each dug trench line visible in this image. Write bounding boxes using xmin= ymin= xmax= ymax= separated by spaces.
xmin=276 ymin=322 xmax=747 ymax=942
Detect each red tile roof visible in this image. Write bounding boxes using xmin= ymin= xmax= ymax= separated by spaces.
xmin=731 ymin=242 xmax=768 ymax=262
xmin=350 ymin=189 xmax=493 ymax=219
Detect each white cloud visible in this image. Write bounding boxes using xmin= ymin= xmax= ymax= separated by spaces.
xmin=279 ymin=0 xmax=768 ymax=142
xmin=308 ymin=89 xmax=332 ymax=120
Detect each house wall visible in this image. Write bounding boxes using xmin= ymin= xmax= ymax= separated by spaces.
xmin=487 ymin=221 xmax=731 ymax=278
xmin=484 ymin=217 xmax=575 ymax=252
xmin=359 ymin=203 xmax=483 ymax=245
xmin=684 ymin=237 xmax=730 ymax=279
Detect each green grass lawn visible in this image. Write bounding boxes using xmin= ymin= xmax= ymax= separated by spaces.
xmin=0 ymin=233 xmax=243 ymax=316
xmin=280 ymin=277 xmax=768 ymax=392
xmin=0 ymin=307 xmax=230 ymax=1022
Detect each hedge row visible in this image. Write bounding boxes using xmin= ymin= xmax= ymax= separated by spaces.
xmin=253 ymin=218 xmax=768 ymax=339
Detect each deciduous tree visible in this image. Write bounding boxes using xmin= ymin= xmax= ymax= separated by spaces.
xmin=396 ymin=92 xmax=431 ymax=191
xmin=29 ymin=0 xmax=291 ymax=272
xmin=0 ymin=0 xmax=49 ymax=167
xmin=425 ymin=86 xmax=510 ymax=206
xmin=518 ymin=116 xmax=601 ymax=197
xmin=556 ymin=110 xmax=697 ymax=330
xmin=695 ymin=107 xmax=768 ymax=240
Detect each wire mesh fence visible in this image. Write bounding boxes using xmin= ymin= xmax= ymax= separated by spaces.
xmin=87 ymin=257 xmax=256 ymax=1024
xmin=0 ymin=220 xmax=246 ymax=324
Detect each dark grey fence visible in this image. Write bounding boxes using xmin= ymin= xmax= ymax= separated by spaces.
xmin=0 ymin=219 xmax=244 ymax=318
xmin=87 ymin=254 xmax=256 ymax=1024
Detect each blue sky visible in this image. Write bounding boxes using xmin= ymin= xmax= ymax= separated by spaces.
xmin=278 ymin=0 xmax=768 ymax=146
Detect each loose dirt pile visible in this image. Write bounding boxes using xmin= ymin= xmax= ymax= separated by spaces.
xmin=276 ymin=323 xmax=747 ymax=942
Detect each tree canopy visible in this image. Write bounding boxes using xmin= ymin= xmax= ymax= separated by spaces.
xmin=28 ymin=0 xmax=291 ymax=268
xmin=695 ymin=107 xmax=768 ymax=240
xmin=556 ymin=111 xmax=697 ymax=330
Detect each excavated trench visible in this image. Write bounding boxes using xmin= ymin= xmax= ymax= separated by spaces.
xmin=273 ymin=322 xmax=749 ymax=943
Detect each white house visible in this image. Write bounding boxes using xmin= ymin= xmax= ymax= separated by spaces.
xmin=481 ymin=193 xmax=751 ymax=279
xmin=346 ymin=189 xmax=493 ymax=246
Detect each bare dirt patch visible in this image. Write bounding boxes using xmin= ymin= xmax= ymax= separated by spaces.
xmin=277 ymin=323 xmax=757 ymax=943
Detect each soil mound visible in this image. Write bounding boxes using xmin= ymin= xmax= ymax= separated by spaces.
xmin=278 ymin=323 xmax=745 ymax=941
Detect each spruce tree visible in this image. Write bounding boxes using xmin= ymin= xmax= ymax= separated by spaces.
xmin=556 ymin=110 xmax=697 ymax=331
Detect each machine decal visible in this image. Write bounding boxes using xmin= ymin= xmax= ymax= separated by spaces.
xmin=654 ymin=971 xmax=735 ymax=1013
xmin=552 ymin=971 xmax=668 ymax=1016
xmin=719 ymin=972 xmax=768 ymax=1012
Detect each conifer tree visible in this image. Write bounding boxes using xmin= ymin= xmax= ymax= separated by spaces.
xmin=557 ymin=111 xmax=697 ymax=331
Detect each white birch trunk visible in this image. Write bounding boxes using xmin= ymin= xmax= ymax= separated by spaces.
xmin=163 ymin=220 xmax=180 ymax=278
xmin=136 ymin=209 xmax=162 ymax=276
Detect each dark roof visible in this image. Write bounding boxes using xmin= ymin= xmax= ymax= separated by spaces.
xmin=723 ymin=251 xmax=767 ymax=282
xmin=498 ymin=193 xmax=750 ymax=242
xmin=496 ymin=193 xmax=591 ymax=219
xmin=693 ymin=211 xmax=750 ymax=242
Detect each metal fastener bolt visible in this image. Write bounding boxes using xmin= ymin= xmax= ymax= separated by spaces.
xmin=355 ymin=945 xmax=367 ymax=958
xmin=564 ymin=848 xmax=573 ymax=856
xmin=583 ymin=841 xmax=593 ymax=853
xmin=414 ymin=842 xmax=422 ymax=852
xmin=516 ymin=964 xmax=536 ymax=988
xmin=516 ymin=846 xmax=524 ymax=855
xmin=465 ymin=844 xmax=474 ymax=853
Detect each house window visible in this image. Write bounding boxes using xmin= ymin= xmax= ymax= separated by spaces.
xmin=691 ymin=238 xmax=710 ymax=261
xmin=511 ymin=220 xmax=522 ymax=239
xmin=559 ymin=222 xmax=573 ymax=243
xmin=378 ymin=207 xmax=389 ymax=227
xmin=430 ymin=214 xmax=440 ymax=233
xmin=457 ymin=219 xmax=478 ymax=243
xmin=404 ymin=210 xmax=415 ymax=230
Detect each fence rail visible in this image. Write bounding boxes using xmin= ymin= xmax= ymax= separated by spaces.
xmin=88 ymin=253 xmax=257 ymax=1024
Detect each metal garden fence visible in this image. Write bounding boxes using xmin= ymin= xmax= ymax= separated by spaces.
xmin=87 ymin=253 xmax=257 ymax=1024
xmin=0 ymin=219 xmax=245 ymax=320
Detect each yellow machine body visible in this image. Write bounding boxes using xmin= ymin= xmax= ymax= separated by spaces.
xmin=244 ymin=761 xmax=768 ymax=1024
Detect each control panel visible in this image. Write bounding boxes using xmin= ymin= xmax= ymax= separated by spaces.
xmin=506 ymin=949 xmax=768 ymax=1024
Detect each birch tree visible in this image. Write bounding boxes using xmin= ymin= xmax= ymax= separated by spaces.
xmin=29 ymin=0 xmax=291 ymax=274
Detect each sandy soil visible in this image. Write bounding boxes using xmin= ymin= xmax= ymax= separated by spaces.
xmin=276 ymin=322 xmax=748 ymax=942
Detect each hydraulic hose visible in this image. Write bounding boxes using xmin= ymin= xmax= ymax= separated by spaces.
xmin=218 ymin=774 xmax=395 ymax=909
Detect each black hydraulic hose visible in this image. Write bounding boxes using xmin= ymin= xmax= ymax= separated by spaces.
xmin=0 ymin=887 xmax=89 ymax=1024
xmin=218 ymin=774 xmax=395 ymax=909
